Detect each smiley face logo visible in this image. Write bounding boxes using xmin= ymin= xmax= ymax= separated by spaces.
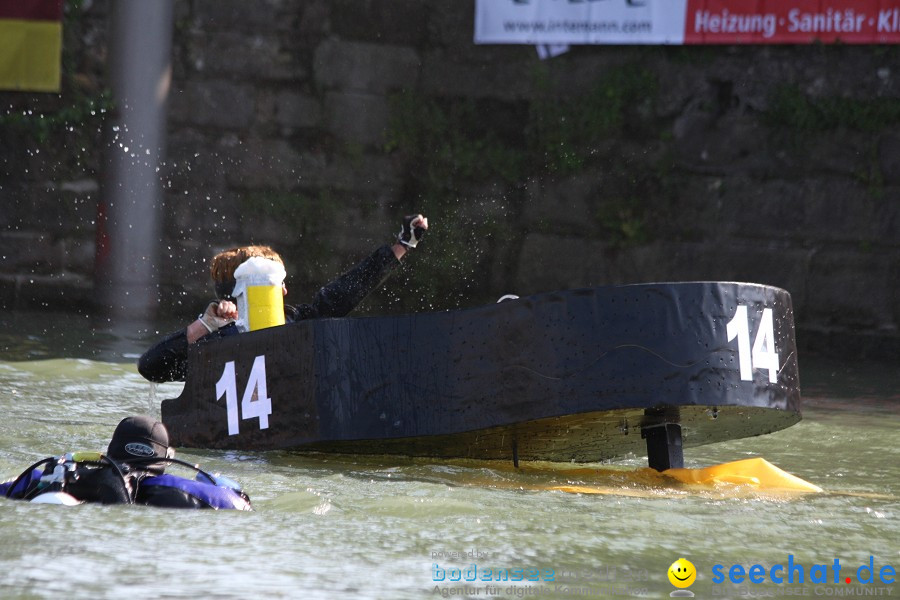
xmin=668 ymin=558 xmax=696 ymax=588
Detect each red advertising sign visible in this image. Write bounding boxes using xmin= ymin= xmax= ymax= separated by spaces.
xmin=685 ymin=0 xmax=900 ymax=44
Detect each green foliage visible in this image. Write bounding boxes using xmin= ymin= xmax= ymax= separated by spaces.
xmin=664 ymin=45 xmax=719 ymax=65
xmin=528 ymin=65 xmax=657 ymax=174
xmin=240 ymin=191 xmax=337 ymax=235
xmin=387 ymin=63 xmax=658 ymax=184
xmin=3 ymin=0 xmax=114 ymax=142
xmin=388 ymin=206 xmax=499 ymax=311
xmin=386 ymin=92 xmax=525 ymax=187
xmin=765 ymin=85 xmax=900 ymax=132
xmin=594 ymin=196 xmax=650 ymax=247
xmin=764 ymin=85 xmax=896 ymax=198
xmin=381 ymin=64 xmax=662 ymax=309
xmin=854 ymin=140 xmax=886 ymax=199
xmin=385 ymin=96 xmax=511 ymax=309
xmin=0 ymin=0 xmax=112 ymax=176
xmin=239 ymin=191 xmax=340 ymax=287
xmin=0 ymin=91 xmax=112 ymax=145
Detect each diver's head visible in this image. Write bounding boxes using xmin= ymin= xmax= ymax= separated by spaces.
xmin=107 ymin=415 xmax=174 ymax=474
xmin=210 ymin=245 xmax=284 ymax=300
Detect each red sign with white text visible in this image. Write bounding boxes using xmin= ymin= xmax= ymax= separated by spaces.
xmin=684 ymin=0 xmax=900 ymax=44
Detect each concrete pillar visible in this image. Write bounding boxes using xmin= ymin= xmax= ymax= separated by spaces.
xmin=95 ymin=0 xmax=174 ymax=316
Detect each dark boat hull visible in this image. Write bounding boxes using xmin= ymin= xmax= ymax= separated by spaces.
xmin=161 ymin=282 xmax=801 ymax=462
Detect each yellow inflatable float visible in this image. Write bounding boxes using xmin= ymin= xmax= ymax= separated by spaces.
xmin=549 ymin=457 xmax=822 ymax=497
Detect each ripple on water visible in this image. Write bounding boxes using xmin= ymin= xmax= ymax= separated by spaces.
xmin=0 ymin=353 xmax=897 ymax=600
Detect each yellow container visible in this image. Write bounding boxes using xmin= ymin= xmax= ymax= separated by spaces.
xmin=245 ymin=285 xmax=286 ymax=331
xmin=233 ymin=256 xmax=287 ymax=332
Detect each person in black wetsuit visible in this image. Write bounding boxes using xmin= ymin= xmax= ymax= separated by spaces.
xmin=0 ymin=415 xmax=251 ymax=510
xmin=138 ymin=213 xmax=428 ymax=383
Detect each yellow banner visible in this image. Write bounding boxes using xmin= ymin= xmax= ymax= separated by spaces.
xmin=0 ymin=19 xmax=62 ymax=92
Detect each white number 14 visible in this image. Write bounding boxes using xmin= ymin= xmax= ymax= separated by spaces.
xmin=215 ymin=355 xmax=272 ymax=435
xmin=726 ymin=305 xmax=779 ymax=383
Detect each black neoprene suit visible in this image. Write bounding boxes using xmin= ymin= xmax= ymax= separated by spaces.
xmin=138 ymin=244 xmax=401 ymax=383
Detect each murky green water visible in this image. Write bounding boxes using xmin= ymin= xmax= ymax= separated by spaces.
xmin=1 ymin=311 xmax=898 ymax=599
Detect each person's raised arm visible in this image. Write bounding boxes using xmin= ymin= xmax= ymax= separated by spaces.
xmin=392 ymin=214 xmax=428 ymax=259
xmin=305 ymin=213 xmax=429 ymax=319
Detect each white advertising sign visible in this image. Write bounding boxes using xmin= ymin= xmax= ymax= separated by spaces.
xmin=475 ymin=0 xmax=688 ymax=45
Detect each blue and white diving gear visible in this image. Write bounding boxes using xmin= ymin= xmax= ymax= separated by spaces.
xmin=0 ymin=416 xmax=251 ymax=510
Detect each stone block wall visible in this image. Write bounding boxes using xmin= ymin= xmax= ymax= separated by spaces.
xmin=1 ymin=0 xmax=897 ymax=358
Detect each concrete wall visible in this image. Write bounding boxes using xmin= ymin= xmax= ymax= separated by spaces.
xmin=1 ymin=0 xmax=898 ymax=358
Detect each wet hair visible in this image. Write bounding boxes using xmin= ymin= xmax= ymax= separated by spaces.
xmin=210 ymin=245 xmax=284 ymax=299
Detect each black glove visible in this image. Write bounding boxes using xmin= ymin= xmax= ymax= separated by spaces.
xmin=398 ymin=214 xmax=427 ymax=248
